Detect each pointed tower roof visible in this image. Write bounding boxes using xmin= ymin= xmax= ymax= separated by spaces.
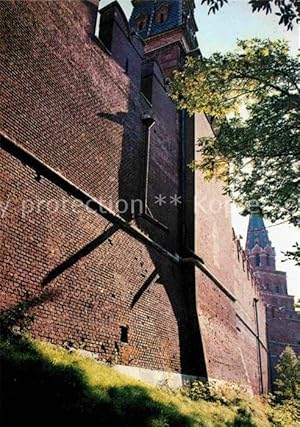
xmin=246 ymin=213 xmax=271 ymax=251
xmin=129 ymin=0 xmax=198 ymax=49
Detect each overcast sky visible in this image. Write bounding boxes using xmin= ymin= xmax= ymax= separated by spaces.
xmin=100 ymin=0 xmax=300 ymax=297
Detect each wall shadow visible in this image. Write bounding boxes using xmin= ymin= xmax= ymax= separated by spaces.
xmin=76 ymin=0 xmax=207 ymax=376
xmin=42 ymin=224 xmax=120 ymax=286
xmin=101 ymin=58 xmax=207 ymax=375
xmin=130 ymin=269 xmax=159 ymax=309
xmin=0 ymin=290 xmax=59 ymax=337
xmin=0 ymin=301 xmax=193 ymax=427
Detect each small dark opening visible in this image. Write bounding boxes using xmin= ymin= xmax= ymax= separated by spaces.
xmin=276 ymin=286 xmax=280 ymax=293
xmin=160 ymin=13 xmax=165 ymax=23
xmin=125 ymin=58 xmax=129 ymax=74
xmin=120 ymin=326 xmax=128 ymax=343
xmin=266 ymin=254 xmax=270 ymax=266
xmin=255 ymin=253 xmax=260 ymax=266
xmin=138 ymin=21 xmax=144 ymax=31
xmin=141 ymin=75 xmax=153 ymax=103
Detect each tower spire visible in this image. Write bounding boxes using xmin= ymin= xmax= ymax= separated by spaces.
xmin=245 ymin=207 xmax=276 ymax=271
xmin=246 ymin=212 xmax=271 ymax=252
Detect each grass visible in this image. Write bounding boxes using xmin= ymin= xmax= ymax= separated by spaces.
xmin=0 ymin=332 xmax=282 ymax=427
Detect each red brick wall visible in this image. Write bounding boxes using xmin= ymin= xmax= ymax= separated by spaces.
xmin=0 ymin=0 xmax=204 ymax=376
xmin=193 ymin=113 xmax=269 ymax=393
xmin=256 ymin=271 xmax=289 ymax=301
xmin=0 ymin=147 xmax=184 ymax=371
xmin=0 ymin=0 xmax=269 ymax=392
xmin=144 ymin=28 xmax=188 ymax=78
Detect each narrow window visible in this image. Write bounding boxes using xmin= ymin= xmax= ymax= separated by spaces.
xmin=120 ymin=326 xmax=128 ymax=343
xmin=255 ymin=253 xmax=260 ymax=267
xmin=276 ymin=286 xmax=280 ymax=294
xmin=156 ymin=5 xmax=168 ymax=23
xmin=141 ymin=74 xmax=153 ymax=103
xmin=125 ymin=58 xmax=129 ymax=74
xmin=136 ymin=13 xmax=147 ymax=31
xmin=266 ymin=254 xmax=270 ymax=266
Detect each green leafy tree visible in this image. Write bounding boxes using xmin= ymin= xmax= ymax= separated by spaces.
xmin=283 ymin=243 xmax=300 ymax=267
xmin=295 ymin=297 xmax=300 ymax=311
xmin=274 ymin=346 xmax=300 ymax=403
xmin=201 ymin=0 xmax=300 ymax=30
xmin=171 ymin=38 xmax=300 ymax=261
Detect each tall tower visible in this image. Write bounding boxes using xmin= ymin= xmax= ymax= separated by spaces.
xmin=245 ymin=209 xmax=300 ymax=381
xmin=246 ymin=210 xmax=276 ymax=274
xmin=129 ymin=0 xmax=198 ymax=77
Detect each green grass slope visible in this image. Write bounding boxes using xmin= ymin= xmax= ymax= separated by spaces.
xmin=0 ymin=333 xmax=277 ymax=427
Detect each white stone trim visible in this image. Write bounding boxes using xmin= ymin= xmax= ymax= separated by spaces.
xmin=113 ymin=364 xmax=199 ymax=389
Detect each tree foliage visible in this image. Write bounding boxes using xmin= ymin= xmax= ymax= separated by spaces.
xmin=274 ymin=346 xmax=300 ymax=403
xmin=284 ymin=243 xmax=300 ymax=266
xmin=201 ymin=0 xmax=300 ymax=30
xmin=171 ymin=39 xmax=300 ymax=260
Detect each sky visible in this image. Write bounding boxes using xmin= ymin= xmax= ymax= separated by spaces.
xmin=100 ymin=0 xmax=300 ymax=298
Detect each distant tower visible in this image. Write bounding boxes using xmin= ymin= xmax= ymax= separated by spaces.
xmin=129 ymin=0 xmax=199 ymax=77
xmin=245 ymin=208 xmax=276 ymax=273
xmin=245 ymin=207 xmax=300 ymax=383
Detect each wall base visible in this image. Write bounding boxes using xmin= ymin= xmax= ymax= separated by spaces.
xmin=113 ymin=364 xmax=199 ymax=389
xmin=71 ymin=348 xmax=198 ymax=389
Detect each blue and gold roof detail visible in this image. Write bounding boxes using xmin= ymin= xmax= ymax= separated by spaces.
xmin=129 ymin=0 xmax=198 ymax=45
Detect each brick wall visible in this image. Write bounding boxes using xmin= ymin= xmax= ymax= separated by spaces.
xmin=0 ymin=0 xmax=269 ymax=392
xmin=193 ymin=113 xmax=269 ymax=393
xmin=0 ymin=0 xmax=205 ymax=377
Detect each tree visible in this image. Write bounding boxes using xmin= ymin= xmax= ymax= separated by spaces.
xmin=295 ymin=297 xmax=300 ymax=311
xmin=171 ymin=38 xmax=300 ymax=261
xmin=274 ymin=346 xmax=300 ymax=402
xmin=201 ymin=0 xmax=300 ymax=30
